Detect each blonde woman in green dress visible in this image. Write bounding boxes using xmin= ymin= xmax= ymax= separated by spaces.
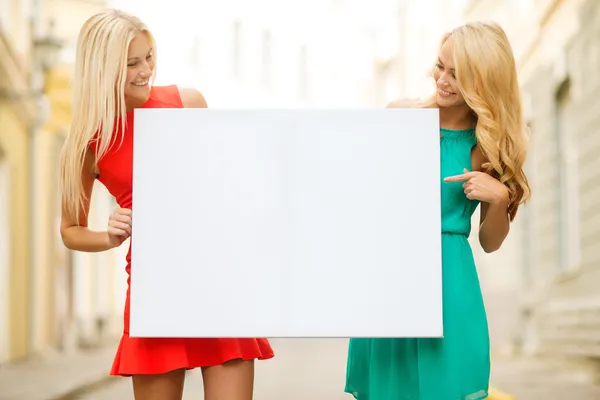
xmin=345 ymin=21 xmax=531 ymax=400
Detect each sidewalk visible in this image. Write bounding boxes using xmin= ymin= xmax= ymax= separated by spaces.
xmin=0 ymin=342 xmax=118 ymax=400
xmin=2 ymin=341 xmax=600 ymax=400
xmin=489 ymin=355 xmax=600 ymax=399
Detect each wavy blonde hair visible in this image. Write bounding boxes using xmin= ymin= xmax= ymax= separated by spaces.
xmin=417 ymin=21 xmax=531 ymax=221
xmin=59 ymin=9 xmax=155 ymax=223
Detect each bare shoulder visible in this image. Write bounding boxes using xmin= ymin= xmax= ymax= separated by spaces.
xmin=386 ymin=98 xmax=417 ymax=108
xmin=178 ymin=86 xmax=208 ymax=108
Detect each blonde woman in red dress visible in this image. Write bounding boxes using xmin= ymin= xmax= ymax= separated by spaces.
xmin=59 ymin=9 xmax=274 ymax=400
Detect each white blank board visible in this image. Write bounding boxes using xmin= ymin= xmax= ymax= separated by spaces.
xmin=130 ymin=108 xmax=443 ymax=338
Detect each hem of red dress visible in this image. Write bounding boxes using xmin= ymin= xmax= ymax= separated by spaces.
xmin=110 ymin=353 xmax=275 ymax=377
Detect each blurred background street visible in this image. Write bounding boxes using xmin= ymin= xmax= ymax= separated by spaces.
xmin=2 ymin=0 xmax=600 ymax=398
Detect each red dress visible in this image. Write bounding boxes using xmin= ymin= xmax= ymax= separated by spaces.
xmin=90 ymin=85 xmax=274 ymax=376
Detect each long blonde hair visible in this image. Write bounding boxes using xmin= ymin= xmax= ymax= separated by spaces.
xmin=59 ymin=9 xmax=155 ymax=223
xmin=419 ymin=21 xmax=531 ymax=221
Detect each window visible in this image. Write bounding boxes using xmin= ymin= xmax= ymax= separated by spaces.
xmin=189 ymin=36 xmax=201 ymax=72
xmin=375 ymin=61 xmax=398 ymax=106
xmin=555 ymin=78 xmax=581 ymax=273
xmin=232 ymin=20 xmax=242 ymax=80
xmin=520 ymin=121 xmax=535 ymax=287
xmin=261 ymin=30 xmax=273 ymax=90
xmin=298 ymin=44 xmax=308 ymax=100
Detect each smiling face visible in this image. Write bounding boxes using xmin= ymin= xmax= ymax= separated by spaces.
xmin=124 ymin=33 xmax=155 ymax=110
xmin=433 ymin=37 xmax=466 ymax=109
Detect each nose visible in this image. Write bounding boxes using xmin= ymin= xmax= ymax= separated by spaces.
xmin=139 ymin=61 xmax=153 ymax=77
xmin=437 ymin=68 xmax=455 ymax=85
xmin=139 ymin=68 xmax=151 ymax=78
xmin=437 ymin=76 xmax=451 ymax=89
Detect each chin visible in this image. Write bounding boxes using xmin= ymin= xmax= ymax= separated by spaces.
xmin=436 ymin=96 xmax=450 ymax=108
xmin=125 ymin=91 xmax=151 ymax=109
xmin=437 ymin=96 xmax=461 ymax=109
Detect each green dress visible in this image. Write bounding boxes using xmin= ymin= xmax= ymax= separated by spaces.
xmin=345 ymin=128 xmax=490 ymax=400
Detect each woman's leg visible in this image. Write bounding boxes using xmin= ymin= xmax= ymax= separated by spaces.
xmin=202 ymin=359 xmax=255 ymax=400
xmin=132 ymin=368 xmax=186 ymax=400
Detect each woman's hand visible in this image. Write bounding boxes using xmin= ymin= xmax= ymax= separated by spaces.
xmin=107 ymin=207 xmax=132 ymax=248
xmin=444 ymin=168 xmax=509 ymax=205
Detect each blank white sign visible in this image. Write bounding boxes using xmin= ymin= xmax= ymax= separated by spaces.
xmin=130 ymin=109 xmax=442 ymax=338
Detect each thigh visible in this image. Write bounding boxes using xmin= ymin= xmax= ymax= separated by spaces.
xmin=132 ymin=368 xmax=186 ymax=400
xmin=202 ymin=359 xmax=255 ymax=400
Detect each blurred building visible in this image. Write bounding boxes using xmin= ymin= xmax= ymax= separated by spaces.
xmin=372 ymin=0 xmax=469 ymax=106
xmin=113 ymin=0 xmax=380 ymax=109
xmin=0 ymin=0 xmax=126 ymax=364
xmin=0 ymin=0 xmax=39 ymax=363
xmin=464 ymin=0 xmax=600 ymax=361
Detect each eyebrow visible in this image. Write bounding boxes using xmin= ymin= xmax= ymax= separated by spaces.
xmin=438 ymin=58 xmax=455 ymax=71
xmin=128 ymin=49 xmax=153 ymax=61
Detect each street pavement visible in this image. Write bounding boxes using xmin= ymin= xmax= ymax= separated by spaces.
xmin=3 ymin=338 xmax=600 ymax=399
xmin=489 ymin=355 xmax=600 ymax=399
xmin=0 ymin=343 xmax=116 ymax=400
xmin=68 ymin=340 xmax=600 ymax=400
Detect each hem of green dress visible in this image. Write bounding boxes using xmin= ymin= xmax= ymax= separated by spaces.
xmin=343 ymin=388 xmax=489 ymax=400
xmin=464 ymin=390 xmax=490 ymax=400
xmin=466 ymin=389 xmax=489 ymax=400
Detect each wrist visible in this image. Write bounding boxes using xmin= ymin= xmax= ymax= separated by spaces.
xmin=104 ymin=231 xmax=118 ymax=250
xmin=492 ymin=187 xmax=509 ymax=206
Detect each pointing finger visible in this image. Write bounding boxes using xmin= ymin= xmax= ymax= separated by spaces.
xmin=444 ymin=173 xmax=469 ymax=182
xmin=444 ymin=169 xmax=478 ymax=182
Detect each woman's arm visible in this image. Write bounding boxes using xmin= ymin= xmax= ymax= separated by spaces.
xmin=60 ymin=147 xmax=117 ymax=252
xmin=478 ymin=195 xmax=510 ymax=253
xmin=473 ymin=146 xmax=510 ymax=253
